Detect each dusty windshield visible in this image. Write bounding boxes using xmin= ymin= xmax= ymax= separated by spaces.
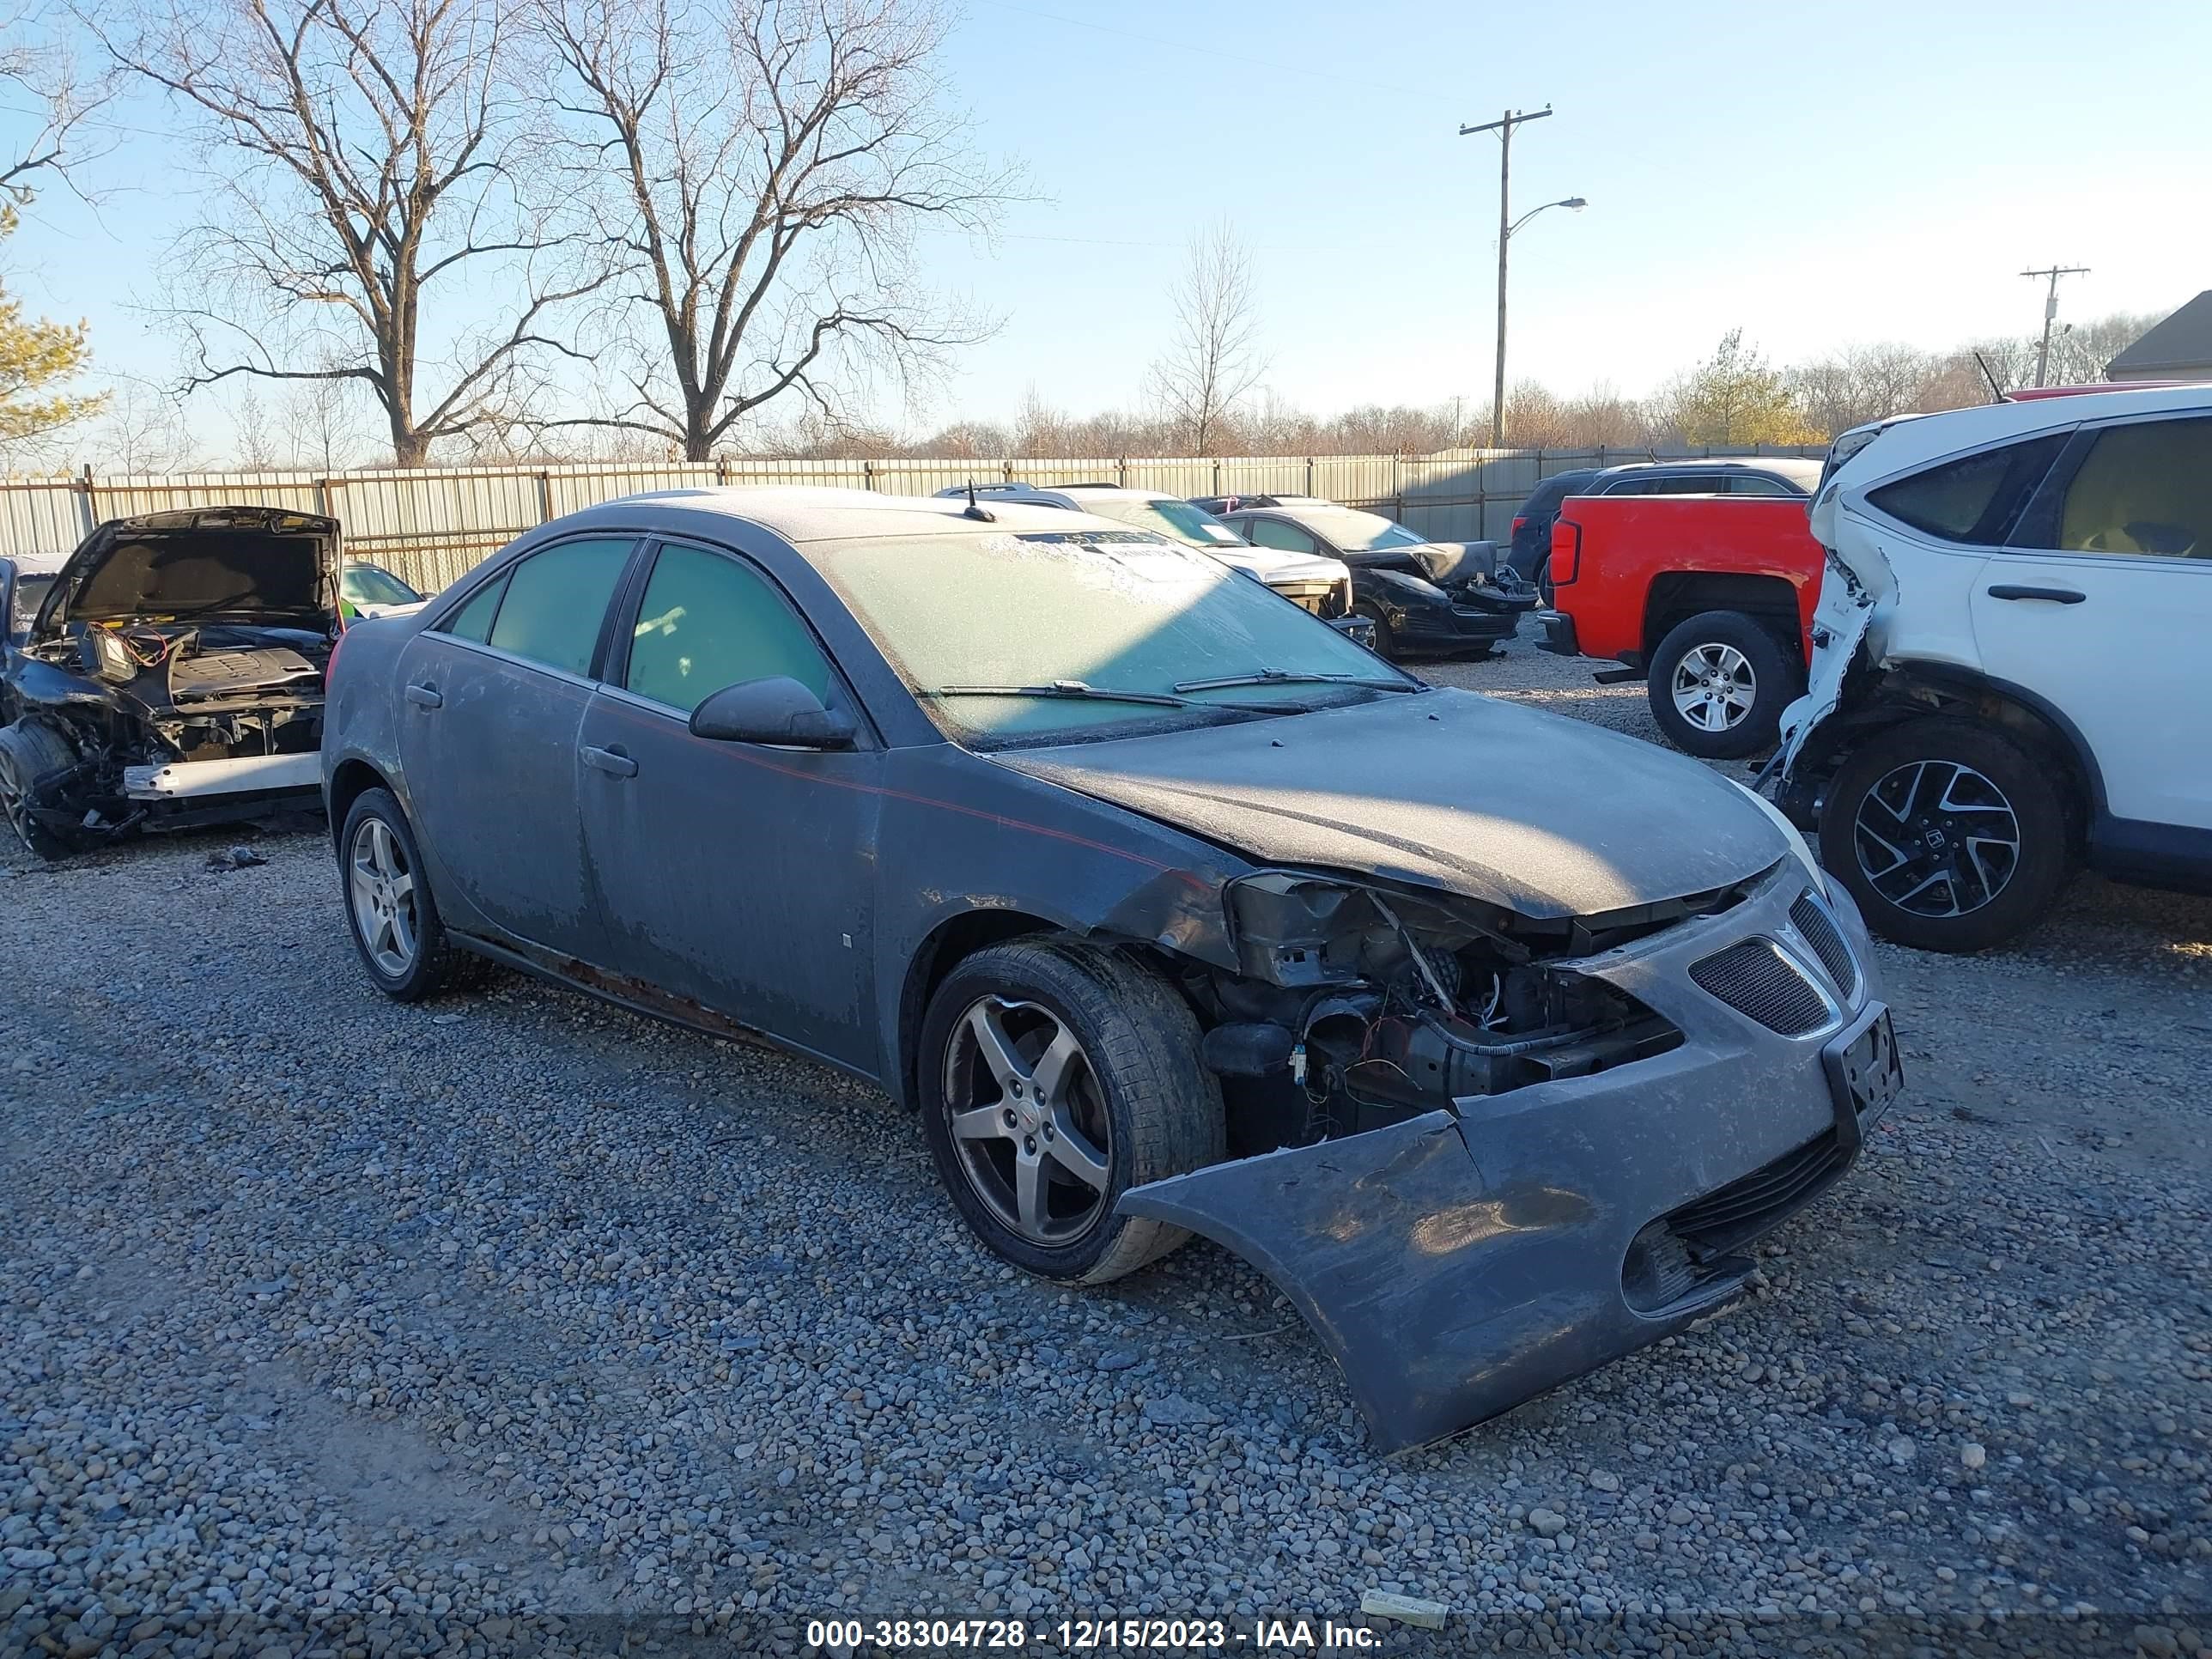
xmin=815 ymin=529 xmax=1414 ymax=744
xmin=1297 ymin=509 xmax=1428 ymax=551
xmin=1079 ymin=496 xmax=1246 ymax=549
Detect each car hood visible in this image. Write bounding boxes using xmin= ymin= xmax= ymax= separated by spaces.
xmin=1345 ymin=539 xmax=1499 ymax=586
xmin=38 ymin=507 xmax=342 ymax=634
xmin=994 ymin=687 xmax=1789 ymax=919
xmin=1206 ymin=544 xmax=1351 ymax=587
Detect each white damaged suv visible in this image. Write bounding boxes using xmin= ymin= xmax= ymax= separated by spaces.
xmin=1771 ymin=384 xmax=2212 ymax=952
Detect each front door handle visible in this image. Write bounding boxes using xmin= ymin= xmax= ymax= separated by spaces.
xmin=405 ymin=682 xmax=443 ymax=708
xmin=1987 ymin=584 xmax=2086 ymax=605
xmin=582 ymin=744 xmax=637 ymax=779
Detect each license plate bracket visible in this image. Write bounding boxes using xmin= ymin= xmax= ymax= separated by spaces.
xmin=1823 ymin=1003 xmax=1902 ymax=1157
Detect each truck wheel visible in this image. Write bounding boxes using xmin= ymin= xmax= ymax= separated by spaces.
xmin=1819 ymin=717 xmax=2075 ymax=954
xmin=1647 ymin=611 xmax=1802 ymax=760
xmin=0 ymin=720 xmax=86 ymax=861
xmin=1352 ymin=603 xmax=1397 ymax=660
xmin=920 ymin=939 xmax=1224 ymax=1285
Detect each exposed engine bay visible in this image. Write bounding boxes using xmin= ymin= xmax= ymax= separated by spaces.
xmin=0 ymin=507 xmax=340 ymax=854
xmin=1186 ymin=870 xmax=1753 ymax=1154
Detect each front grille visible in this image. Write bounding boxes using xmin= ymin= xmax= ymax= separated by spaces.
xmin=1688 ymin=939 xmax=1832 ymax=1036
xmin=1665 ymin=1129 xmax=1848 ymax=1260
xmin=1274 ymin=582 xmax=1334 ymax=617
xmin=1790 ymin=890 xmax=1857 ymax=1000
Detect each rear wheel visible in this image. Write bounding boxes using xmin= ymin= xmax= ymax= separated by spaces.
xmin=1647 ymin=610 xmax=1802 ymax=760
xmin=0 ymin=720 xmax=85 ymax=860
xmin=339 ymin=786 xmax=487 ymax=1000
xmin=919 ymin=939 xmax=1224 ymax=1285
xmin=1819 ymin=717 xmax=2075 ymax=953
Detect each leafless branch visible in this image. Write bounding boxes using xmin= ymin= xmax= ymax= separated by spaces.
xmin=86 ymin=0 xmax=611 ymax=465
xmin=0 ymin=8 xmax=120 ymax=204
xmin=528 ymin=0 xmax=1018 ymax=459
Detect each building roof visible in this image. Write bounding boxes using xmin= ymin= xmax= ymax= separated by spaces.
xmin=2106 ymin=292 xmax=2212 ymax=376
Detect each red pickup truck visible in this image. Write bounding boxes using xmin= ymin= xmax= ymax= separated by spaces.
xmin=1534 ymin=495 xmax=1824 ymax=759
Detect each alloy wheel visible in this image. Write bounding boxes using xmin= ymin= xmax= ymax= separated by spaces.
xmin=942 ymin=994 xmax=1113 ymax=1244
xmin=1670 ymin=642 xmax=1756 ymax=733
xmin=349 ymin=816 xmax=420 ymax=976
xmin=1853 ymin=760 xmax=2021 ymax=917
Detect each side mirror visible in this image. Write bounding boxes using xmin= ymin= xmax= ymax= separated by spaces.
xmin=687 ymin=676 xmax=856 ymax=750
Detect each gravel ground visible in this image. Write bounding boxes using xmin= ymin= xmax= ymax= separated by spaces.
xmin=4 ymin=637 xmax=2210 ymax=1658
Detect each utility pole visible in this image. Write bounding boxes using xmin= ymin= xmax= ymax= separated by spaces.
xmin=1461 ymin=106 xmax=1552 ymax=448
xmin=2021 ymin=264 xmax=2089 ymax=388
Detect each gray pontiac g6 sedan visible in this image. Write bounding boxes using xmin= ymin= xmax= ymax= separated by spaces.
xmin=321 ymin=487 xmax=1901 ymax=1451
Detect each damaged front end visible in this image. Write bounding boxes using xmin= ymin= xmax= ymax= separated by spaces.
xmin=1122 ymin=861 xmax=1898 ymax=1453
xmin=0 ymin=509 xmax=341 ymax=853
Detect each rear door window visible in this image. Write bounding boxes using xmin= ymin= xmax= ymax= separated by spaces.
xmin=439 ymin=574 xmax=508 ymax=642
xmin=1868 ymin=435 xmax=2069 ymax=546
xmin=485 ymin=538 xmax=635 ymax=676
xmin=1729 ymin=475 xmax=1798 ymax=497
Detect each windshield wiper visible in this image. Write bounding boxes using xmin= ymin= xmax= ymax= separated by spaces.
xmin=1172 ymin=668 xmax=1418 ymax=694
xmin=930 ymin=680 xmax=1197 ymax=708
xmin=928 ymin=681 xmax=1309 ymax=720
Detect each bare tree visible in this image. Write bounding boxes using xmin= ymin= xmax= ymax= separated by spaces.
xmin=279 ymin=354 xmax=374 ymax=472
xmin=83 ymin=381 xmax=204 ymax=473
xmin=532 ymin=0 xmax=1012 ymax=462
xmin=91 ymin=0 xmax=605 ymax=466
xmin=3 ymin=7 xmax=118 ymax=204
xmin=230 ymin=385 xmax=276 ymax=469
xmin=1146 ymin=220 xmax=1265 ymax=455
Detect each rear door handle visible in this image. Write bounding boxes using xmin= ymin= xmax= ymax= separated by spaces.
xmin=405 ymin=682 xmax=443 ymax=708
xmin=1986 ymin=584 xmax=2086 ymax=605
xmin=582 ymin=744 xmax=637 ymax=779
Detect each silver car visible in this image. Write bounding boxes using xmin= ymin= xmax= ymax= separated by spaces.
xmin=933 ymin=483 xmax=1355 ymax=621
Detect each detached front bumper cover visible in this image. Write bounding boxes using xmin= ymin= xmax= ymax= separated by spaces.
xmin=1119 ymin=879 xmax=1899 ymax=1453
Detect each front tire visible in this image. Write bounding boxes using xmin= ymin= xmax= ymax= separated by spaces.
xmin=1352 ymin=602 xmax=1397 ymax=661
xmin=0 ymin=720 xmax=87 ymax=860
xmin=1647 ymin=610 xmax=1802 ymax=760
xmin=339 ymin=786 xmax=485 ymax=1000
xmin=1819 ymin=717 xmax=2075 ymax=953
xmin=919 ymin=939 xmax=1224 ymax=1285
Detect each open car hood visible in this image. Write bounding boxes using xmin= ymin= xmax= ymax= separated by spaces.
xmin=995 ymin=687 xmax=1789 ymax=919
xmin=37 ymin=507 xmax=342 ymax=635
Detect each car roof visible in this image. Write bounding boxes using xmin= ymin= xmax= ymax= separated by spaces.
xmin=1052 ymin=485 xmax=1187 ymax=504
xmin=598 ymin=484 xmax=1139 ymax=544
xmin=1592 ymin=457 xmax=1821 ymax=483
xmin=1833 ymin=382 xmax=2212 ymax=482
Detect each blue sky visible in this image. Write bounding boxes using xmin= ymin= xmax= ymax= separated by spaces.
xmin=9 ymin=0 xmax=2210 ymax=458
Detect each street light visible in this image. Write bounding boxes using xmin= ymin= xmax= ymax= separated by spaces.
xmin=1510 ymin=197 xmax=1586 ymax=238
xmin=1492 ymin=196 xmax=1586 ymax=446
